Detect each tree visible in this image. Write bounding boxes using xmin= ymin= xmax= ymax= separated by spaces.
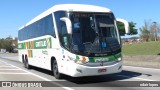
xmin=3 ymin=39 xmax=13 ymax=52
xmin=140 ymin=20 xmax=160 ymax=42
xmin=117 ymin=21 xmax=138 ymax=36
xmin=150 ymin=22 xmax=160 ymax=41
xmin=0 ymin=39 xmax=5 ymax=49
xmin=139 ymin=20 xmax=151 ymax=42
xmin=0 ymin=36 xmax=18 ymax=53
xmin=6 ymin=35 xmax=12 ymax=40
xmin=128 ymin=22 xmax=138 ymax=35
xmin=0 ymin=39 xmax=2 ymax=48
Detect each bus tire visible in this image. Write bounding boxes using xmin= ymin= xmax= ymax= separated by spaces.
xmin=24 ymin=56 xmax=31 ymax=69
xmin=22 ymin=55 xmax=24 ymax=63
xmin=53 ymin=60 xmax=62 ymax=79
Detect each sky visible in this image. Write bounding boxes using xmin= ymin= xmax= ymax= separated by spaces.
xmin=0 ymin=0 xmax=160 ymax=38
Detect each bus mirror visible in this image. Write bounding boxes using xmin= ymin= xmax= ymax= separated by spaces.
xmin=116 ymin=18 xmax=130 ymax=34
xmin=60 ymin=17 xmax=72 ymax=34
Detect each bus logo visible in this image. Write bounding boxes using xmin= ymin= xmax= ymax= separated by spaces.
xmin=95 ymin=58 xmax=109 ymax=62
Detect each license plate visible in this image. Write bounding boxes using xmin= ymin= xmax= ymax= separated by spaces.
xmin=98 ymin=68 xmax=107 ymax=73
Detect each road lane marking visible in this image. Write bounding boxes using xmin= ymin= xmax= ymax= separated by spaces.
xmin=117 ymin=75 xmax=156 ymax=81
xmin=0 ymin=72 xmax=30 ymax=74
xmin=0 ymin=64 xmax=12 ymax=66
xmin=0 ymin=69 xmax=21 ymax=70
xmin=0 ymin=63 xmax=10 ymax=64
xmin=124 ymin=66 xmax=160 ymax=71
xmin=0 ymin=60 xmax=74 ymax=90
xmin=0 ymin=66 xmax=15 ymax=67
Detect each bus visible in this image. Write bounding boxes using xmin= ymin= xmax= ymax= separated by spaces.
xmin=18 ymin=4 xmax=129 ymax=79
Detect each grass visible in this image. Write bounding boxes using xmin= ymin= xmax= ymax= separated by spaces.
xmin=122 ymin=41 xmax=160 ymax=55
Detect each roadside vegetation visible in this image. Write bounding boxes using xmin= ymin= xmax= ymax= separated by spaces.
xmin=122 ymin=41 xmax=160 ymax=55
xmin=0 ymin=36 xmax=18 ymax=53
xmin=139 ymin=20 xmax=160 ymax=42
xmin=122 ymin=41 xmax=160 ymax=69
xmin=122 ymin=19 xmax=160 ymax=68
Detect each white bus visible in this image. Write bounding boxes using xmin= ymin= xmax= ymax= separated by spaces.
xmin=18 ymin=4 xmax=129 ymax=79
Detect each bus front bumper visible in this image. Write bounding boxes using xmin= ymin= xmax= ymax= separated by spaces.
xmin=67 ymin=61 xmax=122 ymax=77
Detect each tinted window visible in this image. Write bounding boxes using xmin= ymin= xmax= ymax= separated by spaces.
xmin=54 ymin=11 xmax=66 ymax=36
xmin=18 ymin=14 xmax=55 ymax=41
xmin=54 ymin=11 xmax=69 ymax=49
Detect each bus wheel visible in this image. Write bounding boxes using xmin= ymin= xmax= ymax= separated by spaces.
xmin=53 ymin=60 xmax=62 ymax=79
xmin=24 ymin=56 xmax=31 ymax=69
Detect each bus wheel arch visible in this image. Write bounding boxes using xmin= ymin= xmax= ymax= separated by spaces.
xmin=51 ymin=57 xmax=63 ymax=79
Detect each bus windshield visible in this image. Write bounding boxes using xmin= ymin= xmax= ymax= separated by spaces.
xmin=69 ymin=12 xmax=121 ymax=56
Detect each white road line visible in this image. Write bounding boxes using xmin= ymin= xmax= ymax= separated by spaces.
xmin=0 ymin=69 xmax=21 ymax=70
xmin=0 ymin=66 xmax=14 ymax=67
xmin=117 ymin=75 xmax=156 ymax=81
xmin=0 ymin=73 xmax=30 ymax=74
xmin=0 ymin=64 xmax=12 ymax=66
xmin=0 ymin=60 xmax=74 ymax=90
xmin=124 ymin=66 xmax=160 ymax=71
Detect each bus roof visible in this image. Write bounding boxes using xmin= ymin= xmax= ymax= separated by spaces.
xmin=19 ymin=4 xmax=112 ymax=30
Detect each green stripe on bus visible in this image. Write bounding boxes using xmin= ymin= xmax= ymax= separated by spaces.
xmin=30 ymin=50 xmax=33 ymax=57
xmin=18 ymin=43 xmax=26 ymax=49
xmin=89 ymin=53 xmax=121 ymax=63
xmin=34 ymin=39 xmax=47 ymax=49
xmin=48 ymin=38 xmax=52 ymax=48
xmin=18 ymin=37 xmax=52 ymax=49
xmin=34 ymin=38 xmax=52 ymax=49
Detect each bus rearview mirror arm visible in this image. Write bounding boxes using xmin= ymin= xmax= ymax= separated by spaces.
xmin=116 ymin=18 xmax=130 ymax=34
xmin=60 ymin=17 xmax=72 ymax=34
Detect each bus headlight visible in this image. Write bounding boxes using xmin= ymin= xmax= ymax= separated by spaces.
xmin=76 ymin=56 xmax=88 ymax=64
xmin=117 ymin=57 xmax=122 ymax=61
xmin=76 ymin=60 xmax=88 ymax=65
xmin=68 ymin=56 xmax=88 ymax=65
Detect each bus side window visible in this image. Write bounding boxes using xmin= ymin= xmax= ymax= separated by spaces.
xmin=61 ymin=21 xmax=69 ymax=49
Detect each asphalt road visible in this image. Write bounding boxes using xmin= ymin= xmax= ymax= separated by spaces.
xmin=0 ymin=53 xmax=160 ymax=90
